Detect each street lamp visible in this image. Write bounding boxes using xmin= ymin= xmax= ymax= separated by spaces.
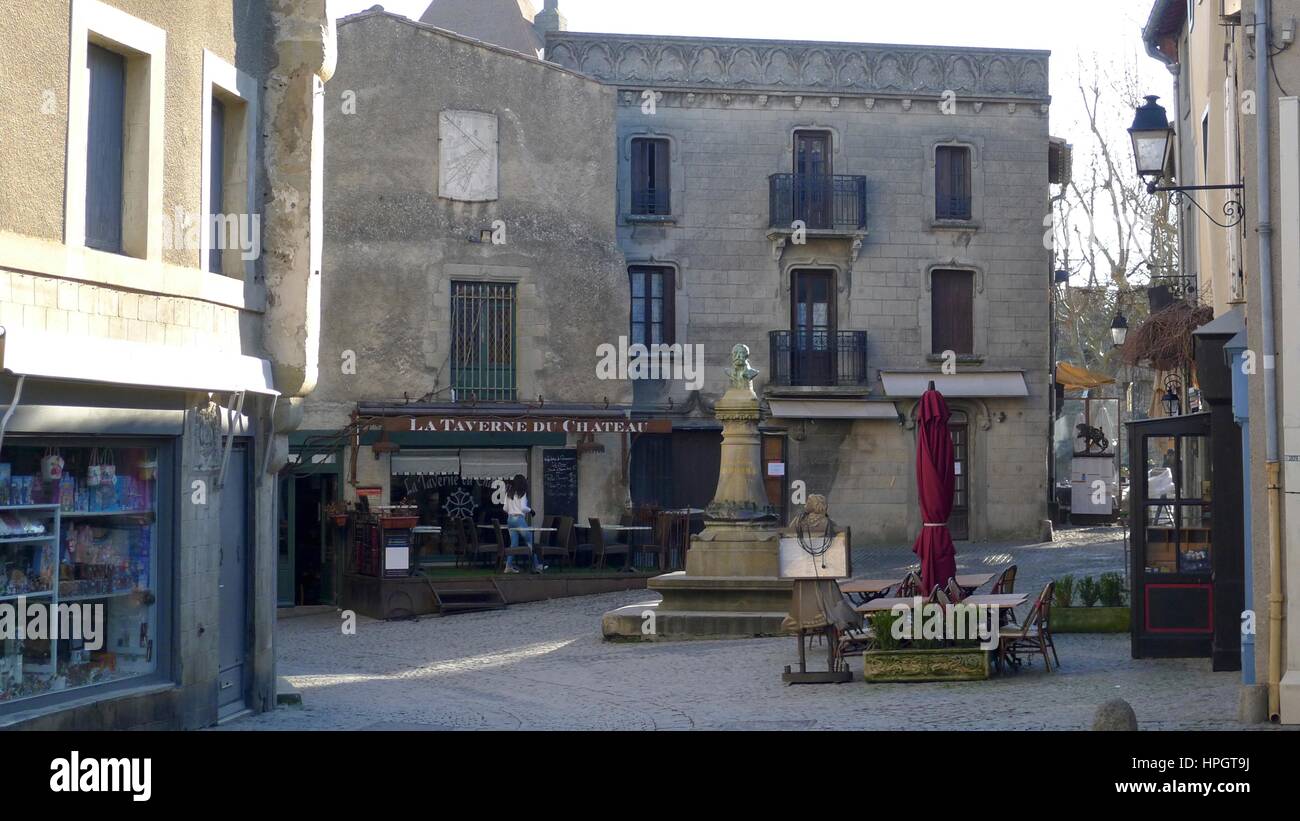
xmin=1130 ymin=95 xmax=1244 ymax=227
xmin=1110 ymin=311 xmax=1129 ymax=348
xmin=1161 ymin=373 xmax=1183 ymax=417
xmin=1129 ymin=96 xmax=1174 ymax=186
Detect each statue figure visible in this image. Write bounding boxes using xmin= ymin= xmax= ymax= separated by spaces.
xmin=725 ymin=343 xmax=759 ymax=389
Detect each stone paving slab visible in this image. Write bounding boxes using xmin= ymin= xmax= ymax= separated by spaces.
xmin=223 ymin=528 xmax=1288 ymax=731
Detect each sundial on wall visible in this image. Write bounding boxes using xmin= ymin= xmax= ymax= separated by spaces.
xmin=439 ymin=110 xmax=498 ymax=202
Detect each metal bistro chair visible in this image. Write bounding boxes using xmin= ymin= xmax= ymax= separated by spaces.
xmin=990 ymin=564 xmax=1019 ymax=626
xmin=998 ymin=580 xmax=1059 ymax=673
xmin=944 ymin=576 xmax=966 ymax=603
xmin=891 ymin=570 xmax=921 ymax=598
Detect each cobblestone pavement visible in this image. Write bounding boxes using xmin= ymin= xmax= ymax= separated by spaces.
xmin=225 ymin=527 xmax=1283 ymax=731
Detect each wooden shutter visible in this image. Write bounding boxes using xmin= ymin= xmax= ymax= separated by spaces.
xmin=651 ymin=139 xmax=670 ymax=214
xmin=931 ymin=270 xmax=974 ymax=354
xmin=631 ymin=139 xmax=647 ymax=213
xmin=935 ymin=147 xmax=953 ymax=216
xmin=209 ymin=98 xmax=226 ymax=273
xmin=85 ymin=44 xmax=126 ymax=253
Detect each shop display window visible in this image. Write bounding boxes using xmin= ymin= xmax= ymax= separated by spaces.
xmin=1 ymin=442 xmax=161 ymax=707
xmin=1141 ymin=434 xmax=1212 ymax=575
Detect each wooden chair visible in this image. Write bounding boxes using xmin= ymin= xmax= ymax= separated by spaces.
xmin=495 ymin=521 xmax=535 ymax=572
xmin=628 ymin=512 xmax=671 ymax=572
xmin=536 ymin=515 xmax=568 ymax=569
xmin=998 ymin=580 xmax=1059 ymax=673
xmin=583 ymin=518 xmax=629 ymax=570
xmin=464 ymin=519 xmax=499 ymax=568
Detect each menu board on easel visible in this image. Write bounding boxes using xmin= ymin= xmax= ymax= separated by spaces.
xmin=542 ymin=449 xmax=578 ymax=521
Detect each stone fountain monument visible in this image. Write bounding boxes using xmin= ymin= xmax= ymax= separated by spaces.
xmin=602 ymin=344 xmax=793 ymax=640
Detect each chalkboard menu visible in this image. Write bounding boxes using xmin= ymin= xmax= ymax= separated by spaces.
xmin=542 ymin=449 xmax=578 ymax=521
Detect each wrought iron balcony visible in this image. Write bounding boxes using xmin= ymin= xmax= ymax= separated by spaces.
xmin=936 ymin=195 xmax=973 ymax=221
xmin=768 ymin=330 xmax=869 ymax=388
xmin=768 ymin=174 xmax=867 ymax=232
xmin=631 ymin=187 xmax=671 ymax=216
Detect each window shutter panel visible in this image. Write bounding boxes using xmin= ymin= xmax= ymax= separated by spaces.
xmin=85 ymin=44 xmax=126 ymax=253
xmin=652 ymin=140 xmax=670 ymax=213
xmin=935 ymin=148 xmax=952 ymax=215
xmin=631 ymin=140 xmax=647 ymax=213
xmin=209 ymin=98 xmax=226 ymax=273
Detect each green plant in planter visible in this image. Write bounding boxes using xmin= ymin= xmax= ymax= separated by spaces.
xmin=1077 ymin=576 xmax=1101 ymax=607
xmin=1098 ymin=572 xmax=1126 ymax=607
xmin=869 ymin=609 xmax=904 ymax=651
xmin=1053 ymin=575 xmax=1075 ymax=609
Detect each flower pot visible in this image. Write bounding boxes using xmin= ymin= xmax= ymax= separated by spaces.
xmin=1051 ymin=606 xmax=1129 ymax=633
xmin=861 ymin=647 xmax=990 ymax=683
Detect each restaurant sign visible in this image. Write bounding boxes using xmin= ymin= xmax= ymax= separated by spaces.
xmin=379 ymin=416 xmax=673 ymax=435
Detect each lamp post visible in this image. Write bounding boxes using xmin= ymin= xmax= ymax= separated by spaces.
xmin=1129 ymin=95 xmax=1244 ymax=228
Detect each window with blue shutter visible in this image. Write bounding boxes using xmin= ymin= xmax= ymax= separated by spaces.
xmin=85 ymin=43 xmax=126 ymax=254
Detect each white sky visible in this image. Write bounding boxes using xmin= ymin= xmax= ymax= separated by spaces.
xmin=327 ymin=0 xmax=1174 ymax=142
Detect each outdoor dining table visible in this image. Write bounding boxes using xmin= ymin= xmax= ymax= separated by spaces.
xmin=852 ymin=592 xmax=1027 ymax=613
xmin=840 ymin=572 xmax=995 ymax=604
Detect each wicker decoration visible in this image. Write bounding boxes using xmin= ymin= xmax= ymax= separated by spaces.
xmin=1119 ymin=300 xmax=1214 ymax=372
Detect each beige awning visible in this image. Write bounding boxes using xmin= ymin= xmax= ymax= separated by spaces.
xmin=767 ymin=399 xmax=900 ymax=420
xmin=880 ymin=371 xmax=1030 ymax=398
xmin=459 ymin=449 xmax=529 ymax=480
xmin=391 ymin=451 xmax=461 ymax=476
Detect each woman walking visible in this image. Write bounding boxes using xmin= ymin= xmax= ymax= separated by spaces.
xmin=503 ymin=474 xmax=543 ymax=573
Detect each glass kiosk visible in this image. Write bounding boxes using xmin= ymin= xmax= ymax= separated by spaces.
xmin=1127 ymin=412 xmax=1214 ymax=658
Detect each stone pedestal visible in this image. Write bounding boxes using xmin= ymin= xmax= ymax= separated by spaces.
xmin=603 ymin=344 xmax=792 ymax=640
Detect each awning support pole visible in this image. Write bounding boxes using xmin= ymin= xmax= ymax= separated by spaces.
xmin=216 ymin=390 xmax=246 ymax=489
xmin=0 ymin=374 xmax=27 ymax=454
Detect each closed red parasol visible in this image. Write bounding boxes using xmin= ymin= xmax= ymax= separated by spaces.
xmin=912 ymin=385 xmax=957 ymax=596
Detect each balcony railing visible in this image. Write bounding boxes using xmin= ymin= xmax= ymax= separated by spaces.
xmin=936 ymin=195 xmax=972 ymax=221
xmin=631 ymin=187 xmax=671 ymax=216
xmin=769 ymin=174 xmax=867 ymax=231
xmin=768 ymin=330 xmax=869 ymax=388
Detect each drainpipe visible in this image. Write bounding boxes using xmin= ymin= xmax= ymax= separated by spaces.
xmin=1253 ymin=0 xmax=1284 ymax=721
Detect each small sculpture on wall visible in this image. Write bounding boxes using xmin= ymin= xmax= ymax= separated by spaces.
xmin=1075 ymin=423 xmax=1110 ymax=455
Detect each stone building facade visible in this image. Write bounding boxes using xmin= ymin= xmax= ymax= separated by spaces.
xmin=546 ymin=32 xmax=1058 ymax=543
xmin=0 ymin=0 xmax=332 ymax=729
xmin=292 ymin=8 xmax=630 ymax=607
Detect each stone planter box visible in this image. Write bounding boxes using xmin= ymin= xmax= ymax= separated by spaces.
xmin=860 ymin=647 xmax=990 ymax=682
xmin=1052 ymin=606 xmax=1129 ymax=633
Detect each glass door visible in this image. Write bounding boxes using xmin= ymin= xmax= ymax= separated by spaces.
xmin=794 ymin=131 xmax=832 ymax=228
xmin=791 ymin=270 xmax=835 ymax=386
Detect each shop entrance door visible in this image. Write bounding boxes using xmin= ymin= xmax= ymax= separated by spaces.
xmin=218 ymin=446 xmax=250 ymax=716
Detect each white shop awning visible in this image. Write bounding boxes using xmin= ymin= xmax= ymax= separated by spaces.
xmin=391 ymin=451 xmax=461 ymax=476
xmin=459 ymin=449 xmax=528 ymax=480
xmin=4 ymin=327 xmax=278 ymax=395
xmin=880 ymin=371 xmax=1030 ymax=398
xmin=767 ymin=398 xmax=900 ymax=420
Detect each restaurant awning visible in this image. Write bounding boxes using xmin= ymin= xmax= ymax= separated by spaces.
xmin=1056 ymin=362 xmax=1115 ymax=392
xmin=767 ymin=399 xmax=900 ymax=420
xmin=459 ymin=449 xmax=529 ymax=480
xmin=879 ymin=371 xmax=1030 ymax=398
xmin=391 ymin=451 xmax=461 ymax=476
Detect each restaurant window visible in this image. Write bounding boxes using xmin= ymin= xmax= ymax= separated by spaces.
xmin=935 ymin=145 xmax=972 ymax=221
xmin=629 ymin=266 xmax=675 ymax=346
xmin=630 ymin=138 xmax=670 ymax=216
xmin=451 ymin=281 xmax=517 ymax=401
xmin=85 ymin=43 xmax=126 ymax=254
xmin=931 ymin=269 xmax=974 ymax=355
xmin=0 ymin=440 xmax=166 ymax=711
